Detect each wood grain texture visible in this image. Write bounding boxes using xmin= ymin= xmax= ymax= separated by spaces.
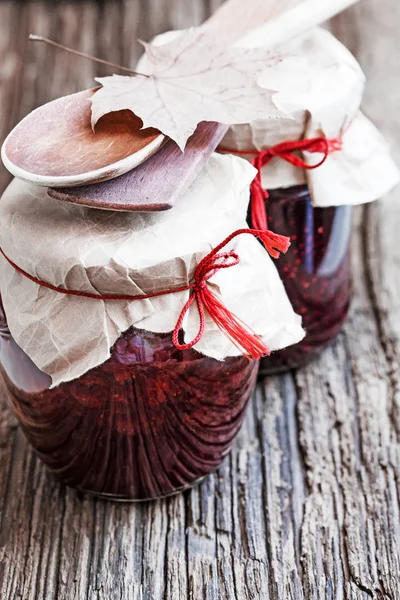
xmin=0 ymin=1 xmax=400 ymax=599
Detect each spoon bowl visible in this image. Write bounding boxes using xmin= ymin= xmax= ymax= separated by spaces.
xmin=1 ymin=88 xmax=165 ymax=188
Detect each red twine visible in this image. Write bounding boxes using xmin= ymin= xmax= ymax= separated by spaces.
xmin=0 ymin=228 xmax=290 ymax=360
xmin=219 ymin=136 xmax=343 ymax=231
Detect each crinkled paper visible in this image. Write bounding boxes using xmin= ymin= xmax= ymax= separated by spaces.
xmin=148 ymin=27 xmax=399 ymax=206
xmin=0 ymin=154 xmax=304 ymax=387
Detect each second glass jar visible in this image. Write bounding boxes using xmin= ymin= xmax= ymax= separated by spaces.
xmin=256 ymin=185 xmax=352 ymax=374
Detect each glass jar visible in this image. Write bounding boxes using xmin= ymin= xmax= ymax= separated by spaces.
xmin=0 ymin=300 xmax=258 ymax=501
xmin=256 ymin=185 xmax=352 ymax=374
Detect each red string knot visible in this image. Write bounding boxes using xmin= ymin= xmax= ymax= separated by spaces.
xmin=218 ymin=135 xmax=343 ymax=231
xmin=328 ymin=138 xmax=344 ymax=153
xmin=193 ymin=251 xmax=240 ymax=289
xmin=245 ymin=135 xmax=344 ymax=231
xmin=171 ymin=229 xmax=290 ymax=357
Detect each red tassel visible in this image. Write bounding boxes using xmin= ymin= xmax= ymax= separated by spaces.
xmin=201 ymin=286 xmax=270 ymax=359
xmin=257 ymin=230 xmax=291 ymax=259
xmin=171 ymin=228 xmax=291 ymax=358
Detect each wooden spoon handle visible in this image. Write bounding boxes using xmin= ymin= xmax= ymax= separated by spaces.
xmin=238 ymin=0 xmax=362 ymax=47
xmin=203 ymin=0 xmax=361 ymax=46
xmin=203 ymin=0 xmax=296 ymax=45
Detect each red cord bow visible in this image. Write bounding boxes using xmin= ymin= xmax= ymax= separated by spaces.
xmin=219 ymin=136 xmax=343 ymax=231
xmin=172 ymin=228 xmax=290 ymax=357
xmin=0 ymin=228 xmax=290 ymax=360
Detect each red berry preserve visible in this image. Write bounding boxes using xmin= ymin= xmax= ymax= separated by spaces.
xmin=0 ymin=301 xmax=258 ymax=501
xmin=257 ymin=185 xmax=352 ymax=374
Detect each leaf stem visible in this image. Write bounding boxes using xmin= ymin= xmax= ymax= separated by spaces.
xmin=29 ymin=35 xmax=149 ymax=77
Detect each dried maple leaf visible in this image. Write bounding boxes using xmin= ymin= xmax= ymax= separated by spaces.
xmin=91 ymin=28 xmax=286 ymax=151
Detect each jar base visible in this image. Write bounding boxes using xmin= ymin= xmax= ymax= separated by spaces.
xmin=259 ymin=331 xmax=344 ymax=376
xmin=75 ymin=476 xmax=207 ymax=503
xmin=258 ymin=354 xmax=314 ymax=376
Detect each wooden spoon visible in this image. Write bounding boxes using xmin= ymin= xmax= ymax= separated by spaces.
xmin=48 ymin=121 xmax=228 ymax=211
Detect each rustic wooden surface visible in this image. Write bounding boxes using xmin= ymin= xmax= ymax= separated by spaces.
xmin=0 ymin=1 xmax=400 ymax=598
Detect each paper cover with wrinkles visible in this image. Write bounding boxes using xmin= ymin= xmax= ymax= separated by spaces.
xmin=0 ymin=153 xmax=304 ymax=387
xmin=147 ymin=27 xmax=399 ymax=206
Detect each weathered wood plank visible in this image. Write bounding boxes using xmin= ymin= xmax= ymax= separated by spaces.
xmin=0 ymin=1 xmax=399 ymax=599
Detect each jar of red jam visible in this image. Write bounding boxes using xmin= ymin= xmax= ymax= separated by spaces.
xmin=220 ymin=27 xmax=399 ymax=373
xmin=258 ymin=186 xmax=352 ymax=373
xmin=0 ymin=155 xmax=304 ymax=500
xmin=0 ymin=301 xmax=258 ymax=500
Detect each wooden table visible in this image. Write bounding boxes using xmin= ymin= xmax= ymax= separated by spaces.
xmin=1 ymin=1 xmax=399 ymax=598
